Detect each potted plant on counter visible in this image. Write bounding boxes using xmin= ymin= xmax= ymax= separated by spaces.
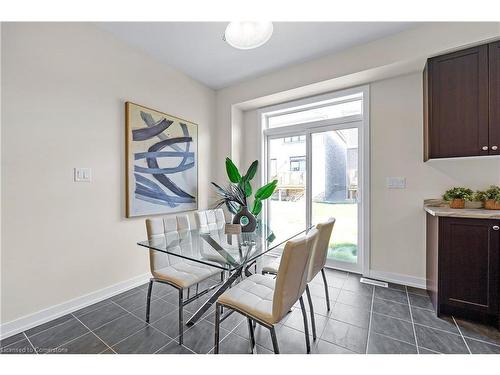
xmin=474 ymin=186 xmax=500 ymax=210
xmin=442 ymin=187 xmax=474 ymax=209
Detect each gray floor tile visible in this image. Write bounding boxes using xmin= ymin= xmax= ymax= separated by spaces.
xmin=372 ymin=298 xmax=411 ymax=321
xmin=113 ymin=326 xmax=171 ymax=354
xmin=131 ymin=298 xmax=177 ymax=324
xmin=411 ymin=308 xmax=458 ymax=334
xmin=151 ymin=308 xmax=193 ymax=339
xmin=455 ymin=318 xmax=500 ymax=346
xmin=100 ymin=348 xmax=114 ymax=354
xmin=387 ymin=283 xmax=406 ymax=292
xmin=407 ymin=286 xmax=428 ymax=296
xmin=0 ymin=332 xmax=25 ymax=348
xmin=204 ymin=309 xmax=246 ymax=331
xmin=367 ymin=332 xmax=417 ymax=354
xmin=78 ymin=303 xmax=128 ymax=330
xmin=271 ymin=325 xmax=311 ymax=354
xmin=55 ymin=332 xmax=107 ymax=354
xmin=374 ymin=287 xmax=408 ymax=304
xmin=465 ymin=338 xmax=500 ymax=354
xmin=414 ymin=325 xmax=468 ymax=354
xmin=182 ymin=320 xmax=229 ymax=354
xmin=342 ymin=276 xmax=373 ymax=296
xmin=330 ymin=302 xmax=370 ymax=329
xmin=336 ymin=289 xmax=372 ymax=310
xmin=408 ymin=293 xmax=434 ymax=310
xmin=325 ymin=269 xmax=349 ymax=279
xmin=321 ymin=318 xmax=368 ymax=353
xmin=371 ymin=313 xmax=415 ymax=344
xmin=282 ymin=307 xmax=328 ymax=337
xmin=156 ymin=340 xmax=194 ymax=354
xmin=294 ymin=294 xmax=333 ymax=317
xmin=419 ymin=347 xmax=440 ymax=354
xmin=73 ymin=299 xmax=113 ymax=317
xmin=25 ymin=314 xmax=74 ymax=337
xmin=113 ymin=290 xmax=156 ymax=312
xmin=312 ymin=273 xmax=345 ymax=289
xmin=29 ymin=317 xmax=89 ymax=353
xmin=311 ymin=339 xmax=355 ymax=354
xmin=150 ymin=282 xmax=177 ymax=298
xmin=0 ymin=338 xmax=36 ymax=354
xmin=213 ymin=333 xmax=272 ymax=354
xmin=307 ymin=282 xmax=340 ymax=300
xmin=93 ymin=313 xmax=147 ymax=347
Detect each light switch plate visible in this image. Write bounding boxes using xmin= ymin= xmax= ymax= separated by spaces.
xmin=386 ymin=177 xmax=406 ymax=189
xmin=74 ymin=168 xmax=91 ymax=182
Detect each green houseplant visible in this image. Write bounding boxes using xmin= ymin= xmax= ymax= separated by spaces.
xmin=442 ymin=187 xmax=474 ymax=209
xmin=474 ymin=185 xmax=500 ymax=210
xmin=211 ymin=158 xmax=277 ymax=232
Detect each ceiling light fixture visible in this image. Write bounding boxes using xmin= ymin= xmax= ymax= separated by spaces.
xmin=223 ymin=22 xmax=273 ymax=50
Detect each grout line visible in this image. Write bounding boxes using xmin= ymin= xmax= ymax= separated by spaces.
xmin=22 ymin=332 xmax=38 ymax=354
xmin=418 ymin=345 xmax=442 ymax=354
xmin=1 ymin=335 xmax=26 ymax=349
xmin=370 ymin=331 xmax=420 ymax=348
xmin=364 ymin=284 xmax=375 ymax=353
xmin=452 ymin=316 xmax=471 ymax=354
xmin=413 ymin=322 xmax=465 ymax=337
xmin=25 ymin=316 xmax=76 ymax=340
xmin=72 ymin=300 xmax=114 ymax=319
xmin=71 ymin=314 xmax=116 ymax=354
xmin=405 ymin=286 xmax=420 ymax=354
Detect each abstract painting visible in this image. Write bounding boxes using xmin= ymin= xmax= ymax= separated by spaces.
xmin=125 ymin=102 xmax=198 ymax=217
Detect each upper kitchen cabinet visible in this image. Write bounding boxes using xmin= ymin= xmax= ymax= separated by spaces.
xmin=423 ymin=42 xmax=500 ymax=160
xmin=489 ymin=40 xmax=500 ymax=156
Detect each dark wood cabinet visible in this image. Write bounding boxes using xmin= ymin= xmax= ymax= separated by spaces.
xmin=426 ymin=214 xmax=500 ymax=327
xmin=489 ymin=41 xmax=500 ymax=155
xmin=424 ymin=40 xmax=500 ymax=160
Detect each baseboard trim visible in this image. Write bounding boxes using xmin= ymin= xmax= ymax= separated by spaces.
xmin=0 ymin=273 xmax=150 ymax=341
xmin=367 ymin=270 xmax=426 ymax=289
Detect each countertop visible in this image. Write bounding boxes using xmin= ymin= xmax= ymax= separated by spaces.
xmin=424 ymin=199 xmax=500 ymax=219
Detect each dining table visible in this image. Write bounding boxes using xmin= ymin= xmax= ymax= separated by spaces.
xmin=137 ymin=223 xmax=309 ymax=326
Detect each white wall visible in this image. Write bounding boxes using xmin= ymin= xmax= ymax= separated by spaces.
xmin=1 ymin=23 xmax=216 ymax=324
xmin=225 ymin=23 xmax=500 ymax=284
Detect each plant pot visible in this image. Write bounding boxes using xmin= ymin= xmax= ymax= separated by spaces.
xmin=232 ymin=206 xmax=257 ymax=232
xmin=484 ymin=199 xmax=500 ymax=210
xmin=449 ymin=199 xmax=465 ymax=209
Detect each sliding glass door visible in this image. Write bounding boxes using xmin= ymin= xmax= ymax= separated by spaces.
xmin=262 ymin=87 xmax=368 ymax=273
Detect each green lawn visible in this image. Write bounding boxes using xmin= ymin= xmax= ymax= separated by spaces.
xmin=268 ymin=199 xmax=358 ymax=263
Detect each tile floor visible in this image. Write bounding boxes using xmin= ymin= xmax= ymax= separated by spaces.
xmin=1 ymin=268 xmax=500 ymax=354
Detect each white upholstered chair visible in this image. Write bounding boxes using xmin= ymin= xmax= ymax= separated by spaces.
xmin=261 ymin=217 xmax=336 ymax=340
xmin=214 ymin=228 xmax=319 ymax=354
xmin=194 ymin=208 xmax=226 ymax=232
xmin=145 ymin=214 xmax=221 ymax=344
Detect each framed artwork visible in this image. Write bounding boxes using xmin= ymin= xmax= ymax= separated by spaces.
xmin=125 ymin=102 xmax=198 ymax=217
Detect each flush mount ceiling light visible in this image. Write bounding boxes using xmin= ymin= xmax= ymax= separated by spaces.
xmin=224 ymin=22 xmax=273 ymax=50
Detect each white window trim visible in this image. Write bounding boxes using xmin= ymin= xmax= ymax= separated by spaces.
xmin=257 ymin=85 xmax=370 ymax=276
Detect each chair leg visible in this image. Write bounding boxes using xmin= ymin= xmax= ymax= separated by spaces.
xmin=321 ymin=268 xmax=331 ymax=311
xmin=145 ymin=279 xmax=154 ymax=323
xmin=214 ymin=303 xmax=221 ymax=354
xmin=247 ymin=318 xmax=256 ymax=353
xmin=178 ymin=289 xmax=184 ymax=345
xmin=269 ymin=326 xmax=280 ymax=354
xmin=305 ymin=284 xmax=317 ymax=340
xmin=299 ymin=296 xmax=311 ymax=354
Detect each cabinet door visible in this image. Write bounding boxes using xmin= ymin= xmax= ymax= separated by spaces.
xmin=440 ymin=218 xmax=499 ymax=314
xmin=428 ymin=45 xmax=489 ymax=158
xmin=489 ymin=41 xmax=500 ymax=155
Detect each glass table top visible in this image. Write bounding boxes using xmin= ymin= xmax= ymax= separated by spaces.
xmin=137 ymin=222 xmax=308 ymax=271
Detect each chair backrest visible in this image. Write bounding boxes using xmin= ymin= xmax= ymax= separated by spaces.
xmin=272 ymin=228 xmax=319 ymax=321
xmin=145 ymin=215 xmax=192 ymax=275
xmin=307 ymin=218 xmax=336 ymax=283
xmin=194 ymin=209 xmax=226 ymax=232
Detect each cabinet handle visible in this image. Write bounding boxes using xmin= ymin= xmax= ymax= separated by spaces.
xmin=492 ymin=146 xmax=498 ymax=151
xmin=482 ymin=146 xmax=489 ymax=151
xmin=494 ymin=226 xmax=500 ymax=231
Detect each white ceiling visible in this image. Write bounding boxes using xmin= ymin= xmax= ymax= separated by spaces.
xmin=99 ymin=22 xmax=418 ymax=89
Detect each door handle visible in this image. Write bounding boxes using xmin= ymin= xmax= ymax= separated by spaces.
xmin=493 ymin=226 xmax=500 ymax=231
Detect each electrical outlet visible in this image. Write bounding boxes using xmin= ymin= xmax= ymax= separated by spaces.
xmin=74 ymin=168 xmax=92 ymax=182
xmin=386 ymin=177 xmax=406 ymax=189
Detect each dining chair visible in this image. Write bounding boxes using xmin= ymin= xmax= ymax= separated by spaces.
xmin=261 ymin=217 xmax=335 ymax=340
xmin=194 ymin=208 xmax=226 ymax=232
xmin=214 ymin=228 xmax=319 ymax=354
xmin=145 ymin=214 xmax=221 ymax=344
